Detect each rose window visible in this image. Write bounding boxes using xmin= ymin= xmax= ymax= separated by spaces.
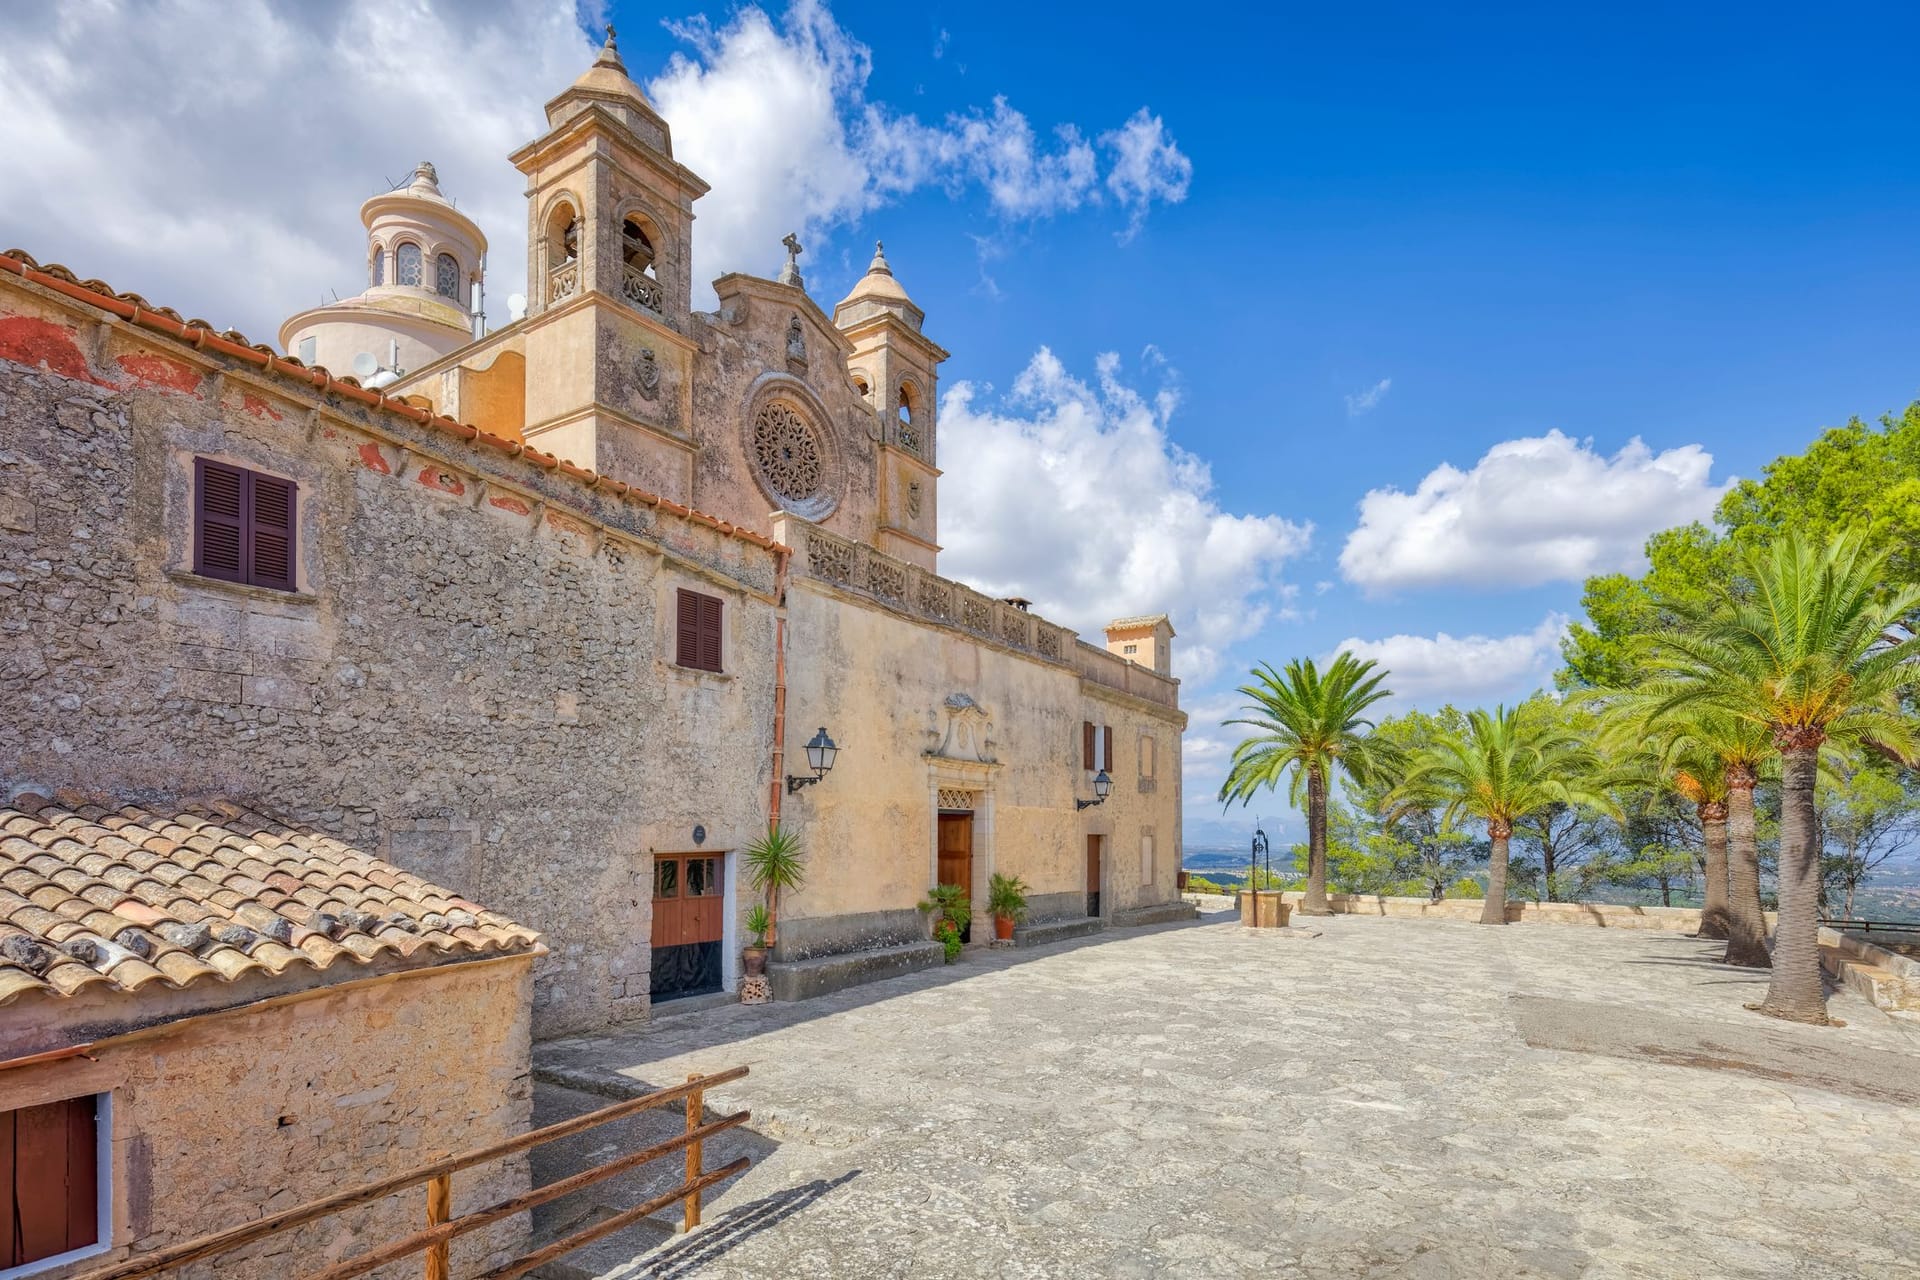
xmin=752 ymin=401 xmax=826 ymax=507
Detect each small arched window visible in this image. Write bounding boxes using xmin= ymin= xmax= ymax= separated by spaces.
xmin=435 ymin=253 xmax=460 ymax=300
xmin=622 ymin=217 xmax=656 ymax=276
xmin=897 ymin=382 xmax=915 ymax=424
xmin=396 ymin=242 xmax=423 ymax=288
xmin=546 ymin=205 xmax=578 ymax=264
xmin=851 ymin=373 xmax=870 ymax=400
xmin=370 ymin=249 xmax=385 ymax=287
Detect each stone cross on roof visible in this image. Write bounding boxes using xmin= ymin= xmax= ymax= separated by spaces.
xmin=778 ymin=232 xmax=805 ymax=289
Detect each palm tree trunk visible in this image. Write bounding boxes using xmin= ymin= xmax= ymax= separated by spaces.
xmin=1759 ymin=739 xmax=1829 ymax=1024
xmin=1302 ymin=764 xmax=1332 ymax=915
xmin=1696 ymin=800 xmax=1731 ymax=940
xmin=1723 ymin=769 xmax=1770 ymax=968
xmin=1480 ymin=821 xmax=1512 ymax=925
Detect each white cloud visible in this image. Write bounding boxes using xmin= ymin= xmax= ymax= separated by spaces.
xmin=939 ymin=349 xmax=1312 ymax=685
xmin=1100 ymin=109 xmax=1193 ymax=242
xmin=1330 ymin=613 xmax=1569 ymax=711
xmin=1339 ymin=430 xmax=1731 ymax=593
xmin=1345 ymin=377 xmax=1392 ymax=416
xmin=0 ymin=0 xmax=594 ymax=341
xmin=649 ymin=1 xmax=1186 ymax=300
xmin=0 ymin=0 xmax=1191 ymax=337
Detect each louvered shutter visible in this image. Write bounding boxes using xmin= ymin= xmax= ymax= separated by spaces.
xmin=1103 ymin=726 xmax=1114 ymax=773
xmin=194 ymin=457 xmax=246 ymax=582
xmin=1082 ymin=721 xmax=1095 ymax=770
xmin=249 ymin=473 xmax=297 ymax=591
xmin=698 ymin=593 xmax=723 ymax=672
xmin=676 ymin=589 xmax=700 ymax=668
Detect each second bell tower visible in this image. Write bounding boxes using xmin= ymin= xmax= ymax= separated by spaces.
xmin=508 ymin=27 xmax=710 ymax=499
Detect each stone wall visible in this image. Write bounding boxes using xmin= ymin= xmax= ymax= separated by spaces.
xmin=8 ymin=956 xmax=534 ymax=1280
xmin=0 ymin=275 xmax=781 ymax=1035
xmin=1276 ymin=891 xmax=1776 ymax=933
xmin=773 ymin=515 xmax=1187 ymax=957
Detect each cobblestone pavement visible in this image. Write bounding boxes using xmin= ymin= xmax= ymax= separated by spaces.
xmin=534 ymin=911 xmax=1920 ymax=1279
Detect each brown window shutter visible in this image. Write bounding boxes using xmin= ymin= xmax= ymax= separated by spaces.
xmin=698 ymin=593 xmax=723 ymax=673
xmin=1082 ymin=721 xmax=1095 ymax=770
xmin=194 ymin=457 xmax=246 ymax=582
xmin=7 ymin=1094 xmax=97 ymax=1265
xmin=1103 ymin=726 xmax=1114 ymax=773
xmin=249 ymin=473 xmax=297 ymax=591
xmin=676 ymin=589 xmax=699 ymax=668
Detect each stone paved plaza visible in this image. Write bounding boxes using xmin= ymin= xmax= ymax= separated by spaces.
xmin=534 ymin=910 xmax=1920 ymax=1279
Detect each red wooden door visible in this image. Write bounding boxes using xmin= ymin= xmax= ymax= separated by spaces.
xmin=651 ymin=854 xmax=723 ymax=1000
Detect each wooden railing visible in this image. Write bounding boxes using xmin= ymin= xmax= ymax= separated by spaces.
xmin=76 ymin=1067 xmax=750 ymax=1280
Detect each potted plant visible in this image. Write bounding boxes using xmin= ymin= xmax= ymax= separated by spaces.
xmin=742 ymin=903 xmax=771 ymax=976
xmin=918 ymin=883 xmax=970 ymax=963
xmin=742 ymin=823 xmax=806 ymax=971
xmin=986 ymin=872 xmax=1030 ymax=942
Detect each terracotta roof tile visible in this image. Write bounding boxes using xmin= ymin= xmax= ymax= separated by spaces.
xmin=0 ymin=249 xmax=787 ymax=560
xmin=0 ymin=794 xmax=541 ymax=1008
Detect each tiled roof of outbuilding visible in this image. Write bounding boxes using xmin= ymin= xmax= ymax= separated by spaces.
xmin=0 ymin=794 xmax=540 ymax=1008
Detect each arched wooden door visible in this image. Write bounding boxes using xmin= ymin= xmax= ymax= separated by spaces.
xmin=651 ymin=853 xmax=723 ymax=1002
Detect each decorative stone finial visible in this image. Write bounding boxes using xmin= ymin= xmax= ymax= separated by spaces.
xmin=778 ymin=232 xmax=805 ymax=289
xmin=867 ymin=240 xmax=892 ymax=277
xmin=415 ymin=161 xmax=439 ymax=187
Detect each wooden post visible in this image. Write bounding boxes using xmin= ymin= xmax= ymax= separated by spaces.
xmin=424 ymin=1174 xmax=452 ymax=1280
xmin=683 ymin=1074 xmax=705 ymax=1231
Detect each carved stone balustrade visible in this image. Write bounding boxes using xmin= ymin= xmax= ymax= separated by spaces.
xmin=770 ymin=514 xmax=1179 ymax=712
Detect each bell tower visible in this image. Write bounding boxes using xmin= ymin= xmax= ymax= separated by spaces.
xmin=507 ymin=26 xmax=709 ymax=499
xmin=833 ymin=242 xmax=949 ymax=571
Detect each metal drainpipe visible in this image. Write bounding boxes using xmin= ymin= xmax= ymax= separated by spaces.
xmin=768 ymin=546 xmax=791 ymax=831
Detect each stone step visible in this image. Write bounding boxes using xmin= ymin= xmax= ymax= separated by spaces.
xmin=1013 ymin=916 xmax=1104 ymax=948
xmin=1821 ymin=944 xmax=1915 ymax=1013
xmin=1112 ymin=901 xmax=1200 ymax=928
xmin=765 ymin=939 xmax=943 ymax=1002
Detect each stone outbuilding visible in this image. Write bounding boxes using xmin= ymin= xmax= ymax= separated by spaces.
xmin=0 ymin=794 xmax=541 ymax=1278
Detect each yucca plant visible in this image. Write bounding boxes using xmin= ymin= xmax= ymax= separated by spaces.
xmin=741 ymin=823 xmax=807 ymax=950
xmin=1640 ymin=532 xmax=1920 ymax=1024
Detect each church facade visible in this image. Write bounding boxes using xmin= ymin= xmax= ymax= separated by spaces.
xmin=0 ymin=32 xmax=1188 ymax=1035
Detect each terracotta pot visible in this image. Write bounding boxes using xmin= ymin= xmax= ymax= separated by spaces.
xmin=994 ymin=914 xmax=1015 ymax=941
xmin=742 ymin=946 xmax=767 ymax=977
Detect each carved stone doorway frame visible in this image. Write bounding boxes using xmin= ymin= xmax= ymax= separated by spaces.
xmin=927 ymin=757 xmax=999 ymax=937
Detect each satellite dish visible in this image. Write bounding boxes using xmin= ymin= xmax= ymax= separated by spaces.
xmin=351 ymin=352 xmax=379 ymax=378
xmin=507 ymin=293 xmax=527 ymax=321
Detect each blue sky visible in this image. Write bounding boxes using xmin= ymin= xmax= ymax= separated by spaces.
xmin=7 ymin=1 xmax=1919 ymax=848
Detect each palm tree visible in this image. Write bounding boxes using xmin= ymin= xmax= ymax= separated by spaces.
xmin=1387 ymin=704 xmax=1613 ymax=925
xmin=1644 ymin=533 xmax=1920 ymax=1024
xmin=1611 ymin=711 xmax=1778 ymax=964
xmin=1219 ymin=655 xmax=1396 ymax=915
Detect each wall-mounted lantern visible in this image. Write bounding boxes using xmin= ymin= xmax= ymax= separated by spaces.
xmin=787 ymin=726 xmax=840 ymax=794
xmin=1076 ymin=769 xmax=1113 ymax=811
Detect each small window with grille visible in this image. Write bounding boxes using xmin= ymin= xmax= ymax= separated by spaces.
xmin=396 ymin=242 xmax=423 ymax=288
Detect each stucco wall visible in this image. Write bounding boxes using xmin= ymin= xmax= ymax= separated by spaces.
xmin=6 ymin=957 xmax=534 ymax=1280
xmin=774 ymin=520 xmax=1187 ymax=957
xmin=0 ymin=278 xmax=779 ymax=1035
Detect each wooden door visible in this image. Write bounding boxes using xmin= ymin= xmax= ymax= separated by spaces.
xmin=1086 ymin=834 xmax=1103 ymax=919
xmin=2 ymin=1094 xmax=97 ymax=1268
xmin=650 ymin=853 xmax=723 ymax=1001
xmin=938 ymin=813 xmax=973 ymax=944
